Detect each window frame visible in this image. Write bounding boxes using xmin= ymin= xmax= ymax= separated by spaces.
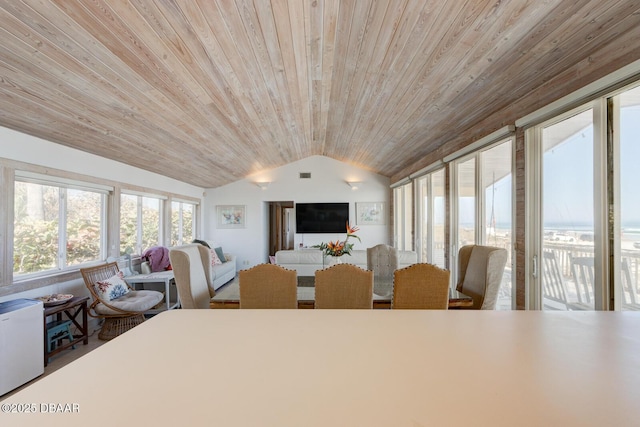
xmin=524 ymin=101 xmax=609 ymax=310
xmin=13 ymin=175 xmax=109 ymax=280
xmin=171 ymin=200 xmax=197 ymax=247
xmin=0 ymin=162 xmax=200 ymax=297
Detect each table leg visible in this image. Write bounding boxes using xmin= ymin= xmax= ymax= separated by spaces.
xmin=82 ymin=301 xmax=88 ymax=345
xmin=165 ymin=279 xmax=170 ymax=311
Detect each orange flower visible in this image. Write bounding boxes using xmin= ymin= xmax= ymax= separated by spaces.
xmin=346 ymin=222 xmax=359 ymax=235
xmin=314 ymin=223 xmax=360 ymax=257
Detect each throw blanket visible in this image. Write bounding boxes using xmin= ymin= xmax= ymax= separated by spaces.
xmin=142 ymin=246 xmax=171 ymax=272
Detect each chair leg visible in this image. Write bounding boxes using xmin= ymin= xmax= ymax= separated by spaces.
xmin=98 ymin=314 xmax=145 ymax=340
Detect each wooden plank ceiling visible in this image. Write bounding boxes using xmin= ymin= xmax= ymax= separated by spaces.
xmin=1 ymin=1 xmax=639 ymax=188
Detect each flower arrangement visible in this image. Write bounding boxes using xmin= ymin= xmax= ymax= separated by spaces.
xmin=314 ymin=222 xmax=361 ymax=257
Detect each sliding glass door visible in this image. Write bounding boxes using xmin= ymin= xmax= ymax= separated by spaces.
xmin=616 ymin=84 xmax=640 ymax=310
xmin=540 ymin=108 xmax=595 ymax=311
xmin=451 ymin=139 xmax=514 ymax=309
xmin=415 ymin=169 xmax=446 ymax=268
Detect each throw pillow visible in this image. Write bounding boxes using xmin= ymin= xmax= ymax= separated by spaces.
xmin=210 ymin=249 xmax=222 ymax=266
xmin=95 ymin=271 xmax=131 ymax=302
xmin=214 ymin=247 xmax=227 ymax=263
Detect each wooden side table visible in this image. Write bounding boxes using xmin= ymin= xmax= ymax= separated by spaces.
xmin=43 ymin=296 xmax=89 ymax=366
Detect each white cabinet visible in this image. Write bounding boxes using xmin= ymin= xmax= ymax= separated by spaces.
xmin=0 ymin=299 xmax=44 ymax=396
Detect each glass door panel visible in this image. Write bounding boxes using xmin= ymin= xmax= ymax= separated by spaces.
xmin=432 ymin=170 xmax=446 ymax=268
xmin=480 ymin=141 xmax=513 ymax=309
xmin=393 ymin=183 xmax=413 ymax=251
xmin=618 ymin=84 xmax=640 ymax=310
xmin=541 ymin=109 xmax=594 ymax=310
xmin=457 ymin=158 xmax=476 ymax=249
xmin=415 ymin=170 xmax=446 ymax=268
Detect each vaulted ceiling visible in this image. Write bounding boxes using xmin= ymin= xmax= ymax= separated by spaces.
xmin=1 ymin=1 xmax=639 ymax=188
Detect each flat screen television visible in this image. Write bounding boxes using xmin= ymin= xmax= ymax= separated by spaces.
xmin=295 ymin=202 xmax=349 ymax=233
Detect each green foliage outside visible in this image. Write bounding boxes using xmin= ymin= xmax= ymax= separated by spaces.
xmin=14 ymin=184 xmax=103 ymax=274
xmin=14 ymin=183 xmax=194 ymax=275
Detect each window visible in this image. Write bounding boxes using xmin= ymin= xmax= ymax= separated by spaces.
xmin=615 ymin=84 xmax=640 ymax=310
xmin=415 ymin=169 xmax=446 ymax=268
xmin=14 ymin=180 xmax=106 ymax=276
xmin=393 ymin=182 xmax=413 ymax=251
xmin=455 ymin=157 xmax=476 ymax=249
xmin=451 ymin=138 xmax=514 ymax=309
xmin=527 ymin=104 xmax=606 ymax=310
xmin=120 ymin=193 xmax=163 ymax=255
xmin=171 ymin=201 xmax=196 ymax=246
xmin=480 ymin=141 xmax=514 ymax=309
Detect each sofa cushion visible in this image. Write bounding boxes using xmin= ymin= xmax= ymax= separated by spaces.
xmin=275 ymin=249 xmax=417 ymax=277
xmin=275 ymin=249 xmax=323 ymax=264
xmin=214 ymin=247 xmax=227 ymax=263
xmin=210 ymin=249 xmax=222 ymax=266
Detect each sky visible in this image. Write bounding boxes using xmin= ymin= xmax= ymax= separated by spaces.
xmin=452 ymin=103 xmax=640 ymax=230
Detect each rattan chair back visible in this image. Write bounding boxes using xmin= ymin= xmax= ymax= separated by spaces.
xmin=315 ymin=264 xmax=373 ymax=309
xmin=80 ymin=262 xmax=145 ymax=340
xmin=81 ymin=262 xmax=131 ymax=316
xmin=239 ymin=264 xmax=297 ymax=309
xmin=392 ymin=263 xmax=450 ymax=309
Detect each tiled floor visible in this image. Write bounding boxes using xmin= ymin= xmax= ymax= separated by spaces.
xmin=0 ymin=325 xmax=106 ymax=401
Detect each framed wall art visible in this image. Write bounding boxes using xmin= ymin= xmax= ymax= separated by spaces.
xmin=356 ymin=202 xmax=386 ymax=225
xmin=216 ymin=205 xmax=246 ymax=228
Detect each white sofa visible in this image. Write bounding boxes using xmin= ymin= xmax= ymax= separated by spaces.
xmin=274 ymin=249 xmax=417 ymax=276
xmin=204 ymin=241 xmax=236 ymax=291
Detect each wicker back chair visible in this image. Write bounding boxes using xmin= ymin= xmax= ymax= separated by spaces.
xmin=367 ymin=244 xmax=398 ymax=296
xmin=81 ymin=262 xmax=164 ymax=340
xmin=315 ymin=264 xmax=373 ymax=309
xmin=239 ymin=264 xmax=297 ymax=309
xmin=169 ymin=244 xmax=213 ymax=309
xmin=392 ymin=263 xmax=450 ymax=309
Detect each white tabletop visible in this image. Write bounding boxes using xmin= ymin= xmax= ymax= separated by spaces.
xmin=4 ymin=310 xmax=640 ymax=426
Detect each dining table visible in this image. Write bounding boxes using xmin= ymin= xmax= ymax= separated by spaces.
xmin=2 ymin=310 xmax=640 ymax=426
xmin=210 ymin=279 xmax=473 ymax=309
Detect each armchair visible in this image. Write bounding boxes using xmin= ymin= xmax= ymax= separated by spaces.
xmin=456 ymin=245 xmax=508 ymax=310
xmin=81 ymin=262 xmax=164 ymax=340
xmin=169 ymin=244 xmax=214 ymax=309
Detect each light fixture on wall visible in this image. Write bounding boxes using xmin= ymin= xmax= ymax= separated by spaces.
xmin=255 ymin=181 xmax=271 ymax=190
xmin=346 ymin=181 xmax=362 ymax=190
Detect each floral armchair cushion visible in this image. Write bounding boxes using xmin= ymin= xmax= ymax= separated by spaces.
xmin=95 ymin=271 xmax=131 ymax=302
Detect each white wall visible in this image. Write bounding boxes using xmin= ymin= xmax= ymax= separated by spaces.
xmin=0 ymin=126 xmax=203 ymax=199
xmin=203 ymin=155 xmax=391 ymax=269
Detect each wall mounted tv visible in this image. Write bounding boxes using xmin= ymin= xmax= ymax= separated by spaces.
xmin=295 ymin=202 xmax=349 ymax=234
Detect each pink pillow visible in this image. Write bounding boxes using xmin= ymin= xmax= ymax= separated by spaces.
xmin=210 ymin=249 xmax=222 ymax=266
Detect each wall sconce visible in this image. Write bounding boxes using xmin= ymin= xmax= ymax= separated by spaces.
xmin=346 ymin=181 xmax=362 ymax=190
xmin=255 ymin=181 xmax=271 ymax=190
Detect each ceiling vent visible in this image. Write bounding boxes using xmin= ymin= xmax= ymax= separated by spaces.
xmin=299 ymin=172 xmax=311 ymax=179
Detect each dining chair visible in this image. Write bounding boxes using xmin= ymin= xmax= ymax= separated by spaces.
xmin=315 ymin=264 xmax=373 ymax=309
xmin=366 ymin=244 xmax=398 ymax=296
xmin=455 ymin=245 xmax=508 ymax=310
xmin=169 ymin=244 xmax=214 ymax=309
xmin=239 ymin=264 xmax=298 ymax=309
xmin=81 ymin=262 xmax=164 ymax=340
xmin=392 ymin=263 xmax=450 ymax=309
